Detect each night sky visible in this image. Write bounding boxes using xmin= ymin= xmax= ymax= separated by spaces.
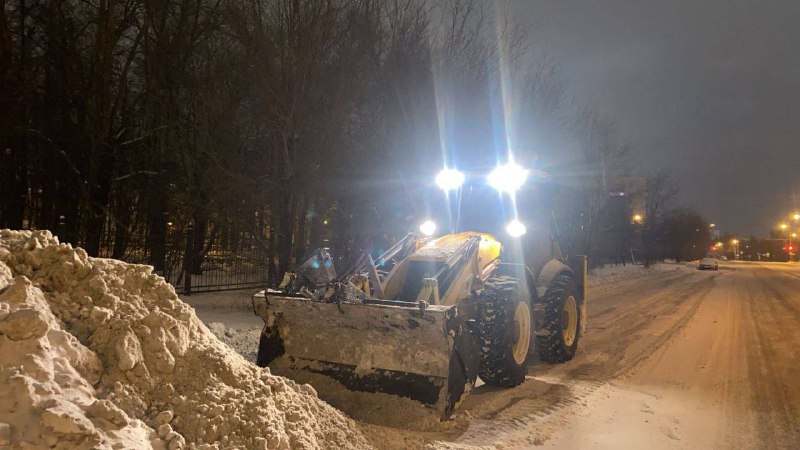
xmin=512 ymin=0 xmax=800 ymax=236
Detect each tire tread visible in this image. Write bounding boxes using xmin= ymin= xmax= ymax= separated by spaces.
xmin=535 ymin=274 xmax=579 ymax=363
xmin=477 ymin=276 xmax=528 ymax=387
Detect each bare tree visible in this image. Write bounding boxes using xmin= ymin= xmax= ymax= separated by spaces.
xmin=2 ymin=0 xmax=703 ymax=289
xmin=641 ymin=170 xmax=678 ymax=267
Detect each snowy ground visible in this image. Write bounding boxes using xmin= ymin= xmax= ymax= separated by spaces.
xmin=181 ymin=289 xmax=261 ymax=328
xmin=192 ymin=261 xmax=800 ymax=449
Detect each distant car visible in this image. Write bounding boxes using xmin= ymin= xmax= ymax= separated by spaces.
xmin=698 ymin=257 xmax=719 ymax=270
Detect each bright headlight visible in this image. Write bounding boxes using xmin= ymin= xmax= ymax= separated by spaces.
xmin=487 ymin=162 xmax=528 ymax=193
xmin=419 ymin=220 xmax=437 ymax=236
xmin=435 ymin=168 xmax=465 ymax=191
xmin=506 ymin=220 xmax=527 ymax=237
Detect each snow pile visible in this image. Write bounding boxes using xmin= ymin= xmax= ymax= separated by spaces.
xmin=0 ymin=267 xmax=157 ymax=448
xmin=0 ymin=230 xmax=369 ymax=449
xmin=588 ymin=261 xmax=692 ymax=287
xmin=206 ymin=322 xmax=262 ymax=364
xmin=588 ymin=264 xmax=648 ymax=286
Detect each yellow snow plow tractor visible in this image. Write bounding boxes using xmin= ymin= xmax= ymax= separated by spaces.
xmin=253 ymin=165 xmax=587 ymax=418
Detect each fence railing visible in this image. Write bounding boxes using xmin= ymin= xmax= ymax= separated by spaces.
xmin=177 ymin=225 xmax=269 ymax=294
xmin=74 ymin=225 xmax=269 ymax=295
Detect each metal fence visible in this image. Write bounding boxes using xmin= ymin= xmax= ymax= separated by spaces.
xmin=86 ymin=225 xmax=269 ymax=295
xmin=178 ymin=226 xmax=269 ymax=294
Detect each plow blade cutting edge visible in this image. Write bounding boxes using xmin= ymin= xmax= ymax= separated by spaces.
xmin=253 ymin=292 xmax=480 ymax=418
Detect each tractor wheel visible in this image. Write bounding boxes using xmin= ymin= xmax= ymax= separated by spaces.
xmin=477 ymin=276 xmax=532 ymax=387
xmin=535 ymin=274 xmax=580 ymax=363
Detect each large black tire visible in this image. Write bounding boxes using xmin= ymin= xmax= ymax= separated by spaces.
xmin=477 ymin=276 xmax=532 ymax=387
xmin=535 ymin=274 xmax=580 ymax=363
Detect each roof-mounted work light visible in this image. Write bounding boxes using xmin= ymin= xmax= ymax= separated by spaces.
xmin=435 ymin=168 xmax=465 ymax=191
xmin=487 ymin=162 xmax=528 ymax=193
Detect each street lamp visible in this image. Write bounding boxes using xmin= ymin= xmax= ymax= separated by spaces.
xmin=632 ymin=214 xmax=643 ymax=224
xmin=793 ymin=213 xmax=800 ymax=221
xmin=779 ymin=223 xmax=793 ymax=262
xmin=731 ymin=239 xmax=740 ymax=260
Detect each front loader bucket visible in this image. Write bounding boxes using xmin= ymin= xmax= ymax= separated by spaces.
xmin=253 ymin=292 xmax=479 ymax=418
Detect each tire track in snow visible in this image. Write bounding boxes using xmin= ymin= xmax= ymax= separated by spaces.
xmin=443 ymin=274 xmax=714 ymax=447
xmin=743 ymin=268 xmax=800 ymax=448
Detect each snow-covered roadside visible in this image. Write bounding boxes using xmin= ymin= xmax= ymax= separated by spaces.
xmin=588 ymin=261 xmax=694 ymax=287
xmin=0 ymin=230 xmax=369 ymax=449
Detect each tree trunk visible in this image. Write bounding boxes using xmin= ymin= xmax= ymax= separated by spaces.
xmin=0 ymin=144 xmax=26 ymax=229
xmin=267 ymin=204 xmax=278 ymax=285
xmin=307 ymin=197 xmax=323 ymax=251
xmin=83 ymin=151 xmax=115 ymax=256
xmin=191 ymin=213 xmax=207 ymax=275
xmin=293 ymin=194 xmax=309 ymax=260
xmin=111 ymin=193 xmax=134 ymax=260
xmin=277 ymin=186 xmax=295 ymax=278
xmin=146 ymin=179 xmax=167 ymax=272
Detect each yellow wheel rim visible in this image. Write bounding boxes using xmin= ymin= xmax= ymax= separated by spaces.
xmin=563 ymin=295 xmax=578 ymax=347
xmin=512 ymin=301 xmax=531 ymax=365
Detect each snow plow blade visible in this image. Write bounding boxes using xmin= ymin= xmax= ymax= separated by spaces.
xmin=253 ymin=291 xmax=479 ymax=418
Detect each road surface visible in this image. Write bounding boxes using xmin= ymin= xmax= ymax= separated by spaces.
xmin=194 ymin=261 xmax=800 ymax=449
xmin=361 ymin=261 xmax=800 ymax=449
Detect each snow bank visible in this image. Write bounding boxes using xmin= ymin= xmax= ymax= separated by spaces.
xmin=0 ymin=230 xmax=369 ymax=449
xmin=588 ymin=261 xmax=692 ymax=287
xmin=206 ymin=322 xmax=262 ymax=364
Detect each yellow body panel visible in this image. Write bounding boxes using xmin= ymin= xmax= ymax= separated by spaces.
xmin=409 ymin=231 xmax=502 ymax=274
xmin=405 ymin=232 xmax=503 ymax=306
